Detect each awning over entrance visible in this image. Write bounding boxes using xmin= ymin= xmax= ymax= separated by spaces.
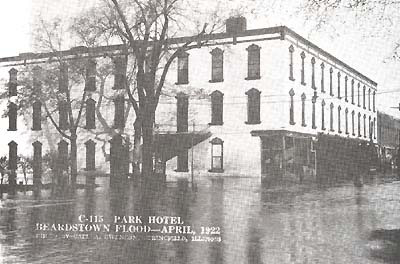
xmin=154 ymin=131 xmax=212 ymax=161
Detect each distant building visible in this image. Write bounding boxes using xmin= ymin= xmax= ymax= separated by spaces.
xmin=377 ymin=111 xmax=400 ymax=166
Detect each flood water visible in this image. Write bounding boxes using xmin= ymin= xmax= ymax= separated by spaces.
xmin=1 ymin=176 xmax=400 ymax=264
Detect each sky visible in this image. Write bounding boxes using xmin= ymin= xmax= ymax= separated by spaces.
xmin=0 ymin=0 xmax=399 ymax=118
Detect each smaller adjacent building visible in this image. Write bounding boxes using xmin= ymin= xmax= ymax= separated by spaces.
xmin=377 ymin=111 xmax=400 ymax=167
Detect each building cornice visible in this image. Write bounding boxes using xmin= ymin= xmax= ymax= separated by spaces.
xmin=0 ymin=25 xmax=377 ymax=87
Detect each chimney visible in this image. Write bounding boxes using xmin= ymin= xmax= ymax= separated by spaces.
xmin=226 ymin=16 xmax=247 ymax=34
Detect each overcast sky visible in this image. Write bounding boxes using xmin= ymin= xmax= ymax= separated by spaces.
xmin=0 ymin=0 xmax=399 ymax=118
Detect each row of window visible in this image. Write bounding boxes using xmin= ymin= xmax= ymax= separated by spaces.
xmin=176 ymin=44 xmax=261 ymax=85
xmin=288 ymin=45 xmax=376 ymax=112
xmin=289 ymin=89 xmax=376 ymax=139
xmin=7 ymin=58 xmax=127 ymax=98
xmin=7 ymin=96 xmax=125 ymax=131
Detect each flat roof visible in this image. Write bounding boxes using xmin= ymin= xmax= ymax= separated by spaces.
xmin=0 ymin=26 xmax=376 ymax=86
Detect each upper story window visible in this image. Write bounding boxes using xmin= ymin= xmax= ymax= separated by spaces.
xmin=32 ymin=101 xmax=42 ymax=131
xmin=368 ymin=88 xmax=371 ymax=111
xmin=312 ymin=95 xmax=317 ymax=129
xmin=8 ymin=102 xmax=17 ymax=131
xmin=300 ymin=51 xmax=306 ymax=85
xmin=289 ymin=45 xmax=295 ymax=81
xmin=8 ymin=68 xmax=18 ymax=96
xmin=289 ymin=88 xmax=295 ymax=125
xmin=59 ymin=100 xmax=69 ymax=130
xmin=311 ymin=57 xmax=316 ymax=90
xmin=85 ymin=98 xmax=96 ymax=129
xmin=363 ymin=85 xmax=366 ymax=109
xmin=210 ymin=90 xmax=224 ymax=125
xmin=210 ymin=48 xmax=224 ymax=82
xmin=337 ymin=72 xmax=341 ymax=99
xmin=59 ymin=63 xmax=68 ymax=93
xmin=85 ymin=59 xmax=97 ymax=91
xmin=176 ymin=92 xmax=189 ymax=132
xmin=329 ymin=67 xmax=334 ymax=96
xmin=344 ymin=76 xmax=348 ymax=102
xmin=357 ymin=83 xmax=361 ymax=107
xmin=113 ymin=96 xmax=125 ymax=129
xmin=209 ymin=137 xmax=224 ymax=173
xmin=320 ymin=63 xmax=325 ymax=93
xmin=245 ymin=44 xmax=261 ymax=80
xmin=373 ymin=91 xmax=376 ymax=112
xmin=177 ymin=51 xmax=189 ymax=84
xmin=245 ymin=88 xmax=261 ymax=124
xmin=113 ymin=56 xmax=127 ymax=90
xmin=351 ymin=79 xmax=355 ymax=104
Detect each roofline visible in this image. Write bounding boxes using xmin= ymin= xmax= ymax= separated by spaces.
xmin=0 ymin=25 xmax=376 ymax=86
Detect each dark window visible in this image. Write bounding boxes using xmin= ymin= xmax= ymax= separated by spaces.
xmin=114 ymin=96 xmax=125 ymax=129
xmin=368 ymin=88 xmax=371 ymax=111
xmin=289 ymin=45 xmax=295 ymax=81
xmin=85 ymin=59 xmax=97 ymax=91
xmin=320 ymin=63 xmax=325 ymax=93
xmin=210 ymin=48 xmax=223 ymax=82
xmin=373 ymin=91 xmax=376 ymax=112
xmin=312 ymin=95 xmax=317 ymax=129
xmin=85 ymin=98 xmax=96 ymax=129
xmin=59 ymin=101 xmax=69 ymax=130
xmin=177 ymin=151 xmax=188 ymax=172
xmin=363 ymin=85 xmax=366 ymax=109
xmin=358 ymin=112 xmax=361 ymax=137
xmin=351 ymin=79 xmax=355 ymax=104
xmin=113 ymin=56 xmax=126 ymax=90
xmin=209 ymin=137 xmax=223 ymax=172
xmin=338 ymin=105 xmax=342 ymax=133
xmin=8 ymin=102 xmax=17 ymax=131
xmin=177 ymin=52 xmax=189 ymax=84
xmin=8 ymin=68 xmax=18 ymax=96
xmin=301 ymin=93 xmax=306 ymax=127
xmin=245 ymin=88 xmax=261 ymax=124
xmin=321 ymin=99 xmax=326 ymax=130
xmin=176 ymin=92 xmax=189 ymax=132
xmin=357 ymin=83 xmax=361 ymax=107
xmin=337 ymin=72 xmax=341 ymax=98
xmin=363 ymin=114 xmax=366 ymax=138
xmin=32 ymin=101 xmax=41 ymax=131
xmin=345 ymin=108 xmax=349 ymax=134
xmin=246 ymin=44 xmax=261 ymax=80
xmin=210 ymin=90 xmax=224 ymax=125
xmin=344 ymin=76 xmax=348 ymax=102
xmin=369 ymin=116 xmax=372 ymax=140
xmin=300 ymin=51 xmax=306 ymax=85
xmin=330 ymin=102 xmax=334 ymax=132
xmin=311 ymin=57 xmax=316 ymax=89
xmin=374 ymin=117 xmax=376 ymax=139
xmin=352 ymin=110 xmax=355 ymax=136
xmin=59 ymin=63 xmax=68 ymax=93
xmin=58 ymin=140 xmax=69 ymax=171
xmin=289 ymin=88 xmax=295 ymax=125
xmin=85 ymin=140 xmax=96 ymax=171
xmin=329 ymin=67 xmax=334 ymax=96
xmin=33 ymin=66 xmax=42 ymax=95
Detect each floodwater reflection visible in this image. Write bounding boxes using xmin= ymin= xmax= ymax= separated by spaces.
xmin=0 ymin=176 xmax=399 ymax=263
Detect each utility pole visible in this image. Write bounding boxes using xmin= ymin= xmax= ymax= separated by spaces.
xmin=191 ymin=122 xmax=195 ymax=191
